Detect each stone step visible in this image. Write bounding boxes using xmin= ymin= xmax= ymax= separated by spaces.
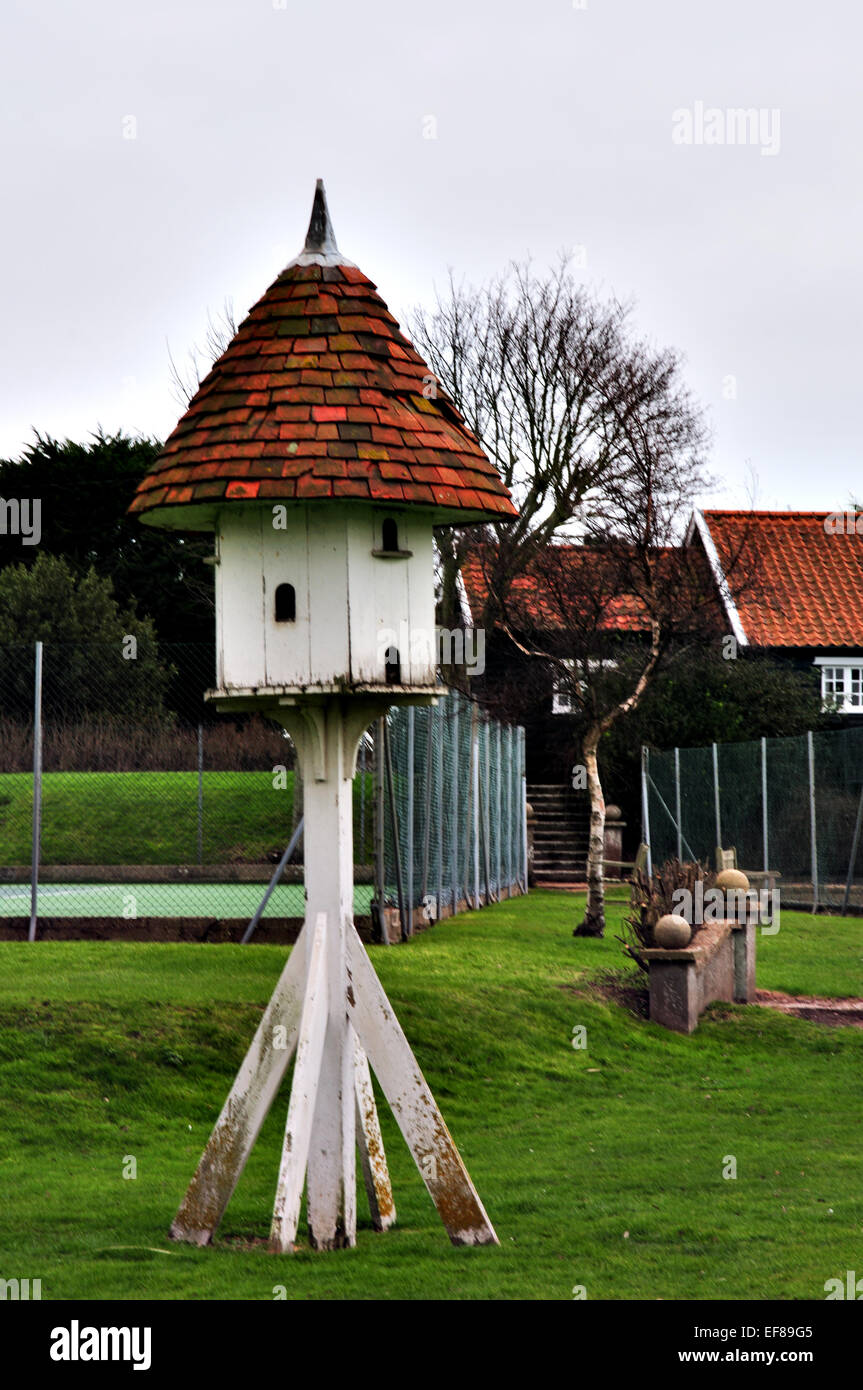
xmin=533 ymin=853 xmax=587 ymax=862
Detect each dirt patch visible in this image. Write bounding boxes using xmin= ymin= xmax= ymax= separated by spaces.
xmin=755 ymin=989 xmax=863 ymax=1028
xmin=562 ymin=967 xmax=649 ymax=1020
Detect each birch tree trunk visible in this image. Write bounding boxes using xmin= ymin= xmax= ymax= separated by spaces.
xmin=575 ymin=726 xmax=605 ymax=937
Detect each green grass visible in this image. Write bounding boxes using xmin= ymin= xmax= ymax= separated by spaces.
xmin=0 ymin=771 xmax=375 ymax=865
xmin=0 ymin=892 xmax=861 ymax=1300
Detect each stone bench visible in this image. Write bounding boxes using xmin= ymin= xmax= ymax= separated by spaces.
xmin=642 ymin=917 xmax=756 ymax=1034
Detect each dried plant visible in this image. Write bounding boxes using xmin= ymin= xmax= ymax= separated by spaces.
xmin=617 ymin=857 xmax=715 ymax=970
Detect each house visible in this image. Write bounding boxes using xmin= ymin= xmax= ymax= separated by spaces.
xmin=689 ymin=510 xmax=863 ymax=715
xmin=460 ymin=509 xmax=863 ymax=879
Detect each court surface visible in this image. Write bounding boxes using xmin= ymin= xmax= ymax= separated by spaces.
xmin=0 ymin=882 xmax=375 ymax=918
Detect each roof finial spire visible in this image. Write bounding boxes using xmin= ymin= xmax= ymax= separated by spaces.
xmin=304 ymin=179 xmax=339 ymax=256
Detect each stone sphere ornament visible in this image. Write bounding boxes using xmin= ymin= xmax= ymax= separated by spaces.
xmin=715 ymin=868 xmax=750 ymax=892
xmin=654 ymin=914 xmax=693 ymax=949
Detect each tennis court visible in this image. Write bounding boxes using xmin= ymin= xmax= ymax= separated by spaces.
xmin=0 ymin=882 xmax=375 ymax=918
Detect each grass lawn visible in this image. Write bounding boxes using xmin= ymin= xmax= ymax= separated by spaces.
xmin=0 ymin=771 xmax=375 ymax=865
xmin=0 ymin=891 xmax=861 ymax=1300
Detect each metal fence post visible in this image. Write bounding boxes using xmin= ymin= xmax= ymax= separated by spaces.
xmin=673 ymin=746 xmax=682 ymax=861
xmin=463 ymin=703 xmax=476 ymax=909
xmin=406 ymin=705 xmax=415 ymax=919
xmin=808 ymin=730 xmax=819 ymax=913
xmin=495 ymin=722 xmax=502 ymax=898
xmin=374 ymin=717 xmax=386 ymax=932
xmin=196 ymin=722 xmax=204 ymax=866
xmin=420 ymin=705 xmax=434 ymax=910
xmin=712 ymin=741 xmax=722 ymax=853
xmin=436 ymin=705 xmax=443 ymax=921
xmin=384 ymin=719 xmax=409 ymax=941
xmin=841 ymin=778 xmax=863 ymax=915
xmin=358 ymin=731 xmax=366 ymax=866
xmin=519 ymin=728 xmax=528 ymax=891
xmin=451 ymin=698 xmax=460 ymax=914
xmin=28 ymin=640 xmax=43 ymax=943
xmin=761 ymin=736 xmax=769 ymax=875
xmin=641 ymin=746 xmax=652 ymax=877
xmin=506 ymin=725 xmax=514 ymax=897
xmin=478 ymin=718 xmax=492 ymax=903
xmin=241 ymin=818 xmax=305 ymax=944
xmin=471 ymin=707 xmax=480 ymax=908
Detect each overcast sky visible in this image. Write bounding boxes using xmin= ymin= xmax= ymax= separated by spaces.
xmin=1 ymin=0 xmax=858 ymax=513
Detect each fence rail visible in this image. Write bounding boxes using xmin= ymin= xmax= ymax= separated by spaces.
xmin=643 ymin=724 xmax=863 ymax=912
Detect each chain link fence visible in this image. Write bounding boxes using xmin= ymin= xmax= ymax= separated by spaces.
xmin=644 ymin=725 xmax=863 ymax=912
xmin=378 ymin=691 xmax=527 ymax=937
xmin=0 ymin=641 xmax=524 ymax=937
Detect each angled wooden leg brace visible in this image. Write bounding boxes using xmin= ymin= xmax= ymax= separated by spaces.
xmin=170 ymin=697 xmax=497 ymax=1252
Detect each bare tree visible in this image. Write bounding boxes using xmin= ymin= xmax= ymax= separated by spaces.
xmin=412 ymin=259 xmax=743 ymax=934
xmin=167 ymin=299 xmax=237 ymax=408
xmin=407 ymin=258 xmax=637 ymax=632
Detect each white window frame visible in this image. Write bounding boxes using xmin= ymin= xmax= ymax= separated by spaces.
xmin=551 ymin=660 xmax=577 ymax=715
xmin=813 ymin=657 xmax=863 ymax=714
xmin=551 ymin=658 xmax=618 ymax=715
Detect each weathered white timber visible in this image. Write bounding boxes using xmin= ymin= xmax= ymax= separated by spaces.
xmin=147 ymin=184 xmax=508 ymax=1259
xmin=270 ymin=913 xmax=329 ymax=1252
xmin=215 ymin=503 xmax=438 ymax=695
xmin=354 ymin=1035 xmax=396 ymax=1231
xmin=346 ymin=927 xmax=499 ymax=1247
xmin=170 ymin=692 xmax=497 ymax=1253
xmin=169 ymin=920 xmax=310 ymax=1245
xmin=278 ymin=702 xmax=366 ymax=1249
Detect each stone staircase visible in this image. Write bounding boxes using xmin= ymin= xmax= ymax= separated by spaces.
xmin=528 ymin=783 xmax=590 ymax=884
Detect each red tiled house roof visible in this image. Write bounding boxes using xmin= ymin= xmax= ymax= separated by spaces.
xmin=130 ymin=183 xmax=515 ymax=528
xmin=692 ymin=510 xmax=863 ymax=647
xmin=462 ymin=545 xmax=717 ymax=634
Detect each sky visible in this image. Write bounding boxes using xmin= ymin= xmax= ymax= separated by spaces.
xmin=1 ymin=0 xmax=859 ymax=513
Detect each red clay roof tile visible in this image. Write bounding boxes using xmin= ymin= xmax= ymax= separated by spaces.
xmin=130 ymin=188 xmax=514 ymax=526
xmin=700 ymin=510 xmax=863 ymax=647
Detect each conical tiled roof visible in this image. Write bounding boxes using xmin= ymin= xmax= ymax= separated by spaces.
xmin=131 ymin=182 xmax=516 ymax=528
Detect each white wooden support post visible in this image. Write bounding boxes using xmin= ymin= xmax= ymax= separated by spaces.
xmin=271 ymin=912 xmax=330 ymax=1251
xmin=347 ymin=929 xmax=498 ymax=1246
xmin=170 ymin=923 xmax=311 ymax=1244
xmin=277 ymin=700 xmax=363 ymax=1250
xmin=354 ymin=1035 xmax=396 ymax=1231
xmin=170 ymin=694 xmax=497 ymax=1253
